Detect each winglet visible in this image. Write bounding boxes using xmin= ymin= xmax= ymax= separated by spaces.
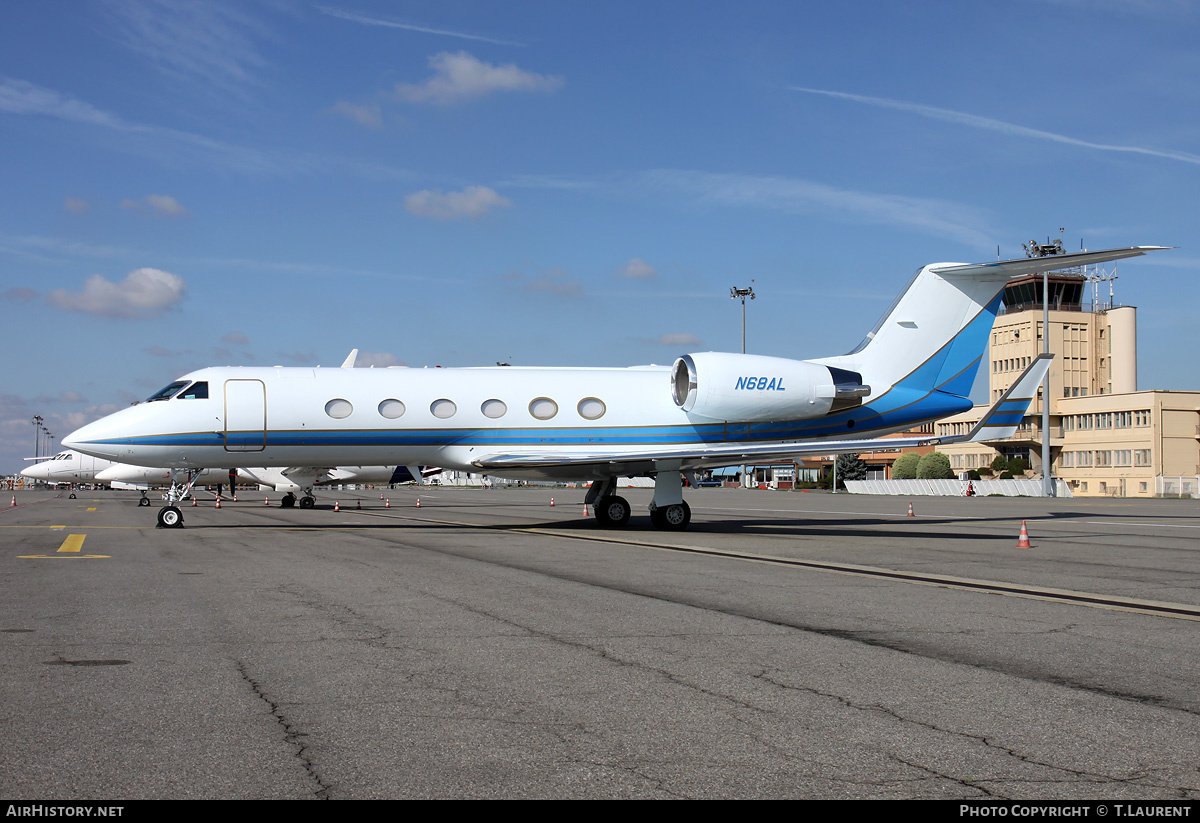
xmin=964 ymin=353 xmax=1053 ymax=442
xmin=341 ymin=349 xmax=358 ymax=368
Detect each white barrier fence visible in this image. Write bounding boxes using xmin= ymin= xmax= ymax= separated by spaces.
xmin=844 ymin=478 xmax=1072 ymax=497
xmin=1155 ymin=476 xmax=1199 ymax=498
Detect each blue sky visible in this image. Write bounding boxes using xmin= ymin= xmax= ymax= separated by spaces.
xmin=3 ymin=1 xmax=1199 ymax=472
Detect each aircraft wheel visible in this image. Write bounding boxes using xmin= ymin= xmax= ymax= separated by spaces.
xmin=299 ymin=496 xmax=315 ymax=509
xmin=280 ymin=493 xmax=296 ymax=508
xmin=650 ymin=501 xmax=690 ymax=531
xmin=138 ymin=497 xmax=150 ymax=507
xmin=596 ymin=496 xmax=631 ymax=527
xmin=157 ymin=506 xmax=184 ymax=529
xmin=69 ymin=493 xmax=77 ymax=499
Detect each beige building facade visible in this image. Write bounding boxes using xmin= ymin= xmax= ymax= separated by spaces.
xmin=936 ymin=272 xmax=1200 ymax=497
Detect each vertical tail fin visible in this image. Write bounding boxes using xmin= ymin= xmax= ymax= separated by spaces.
xmin=818 ymin=246 xmax=1166 ymax=400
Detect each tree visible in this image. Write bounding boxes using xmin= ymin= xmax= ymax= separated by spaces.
xmin=916 ymin=451 xmax=954 ymax=479
xmin=891 ymin=452 xmax=921 ymax=479
xmin=835 ymin=453 xmax=868 ymax=488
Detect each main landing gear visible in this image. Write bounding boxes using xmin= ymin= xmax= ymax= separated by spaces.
xmin=280 ymin=490 xmax=316 ymax=508
xmin=586 ymin=472 xmax=693 ymax=531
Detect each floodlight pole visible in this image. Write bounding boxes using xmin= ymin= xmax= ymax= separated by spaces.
xmin=730 ymin=283 xmax=755 ymax=354
xmin=1042 ymin=266 xmax=1053 ymax=497
xmin=731 ymin=283 xmax=755 ymax=488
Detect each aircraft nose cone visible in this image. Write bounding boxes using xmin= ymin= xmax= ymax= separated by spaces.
xmin=62 ymin=419 xmax=124 ymax=461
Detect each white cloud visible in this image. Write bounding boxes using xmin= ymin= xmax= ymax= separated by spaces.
xmin=656 ymin=333 xmax=702 ymax=346
xmin=790 ymin=86 xmax=1200 ymax=167
xmin=505 ymin=268 xmax=583 ymax=298
xmin=64 ymin=197 xmax=89 ymax=214
xmin=316 ymin=7 xmax=525 ymax=47
xmin=404 ymin=186 xmax=512 ymax=220
xmin=145 ymin=194 xmax=188 ymax=216
xmin=122 ymin=195 xmax=189 ymax=216
xmin=616 ymin=258 xmax=657 ymax=279
xmin=3 ymin=287 xmax=38 ymax=302
xmin=328 ymin=101 xmax=383 ymax=129
xmin=641 ymin=169 xmax=996 ymax=249
xmin=47 ymin=267 xmax=187 ymax=319
xmin=100 ymin=0 xmax=271 ymax=102
xmin=394 ymin=51 xmax=563 ymax=105
xmin=0 ymin=77 xmax=415 ymax=178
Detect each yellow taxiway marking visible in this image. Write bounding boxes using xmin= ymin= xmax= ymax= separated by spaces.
xmin=51 ymin=525 xmax=65 ymax=529
xmin=86 ymin=507 xmax=97 ymax=512
xmin=58 ymin=534 xmax=85 ymax=553
xmin=18 ymin=533 xmax=109 ymax=559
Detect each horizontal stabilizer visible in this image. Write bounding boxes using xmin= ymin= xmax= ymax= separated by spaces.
xmin=931 ymin=246 xmax=1169 ymax=279
xmin=963 ymin=354 xmax=1052 ymax=442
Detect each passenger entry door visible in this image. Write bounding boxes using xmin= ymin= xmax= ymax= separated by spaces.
xmin=224 ymin=379 xmax=266 ymax=452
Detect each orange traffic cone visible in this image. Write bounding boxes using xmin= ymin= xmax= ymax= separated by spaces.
xmin=9 ymin=495 xmax=15 ymax=507
xmin=264 ymin=496 xmax=270 ymax=506
xmin=907 ymin=502 xmax=915 ymax=517
xmin=215 ymin=497 xmax=221 ymax=509
xmin=385 ymin=498 xmax=390 ymax=508
xmin=583 ymin=503 xmax=589 ymax=516
xmin=1016 ymin=520 xmax=1032 ymax=549
xmin=334 ymin=500 xmax=340 ymax=512
xmin=192 ymin=496 xmax=197 ymax=507
xmin=550 ymin=497 xmax=555 ymax=506
xmin=416 ymin=497 xmax=421 ymax=508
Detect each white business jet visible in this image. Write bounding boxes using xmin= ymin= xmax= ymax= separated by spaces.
xmin=62 ymin=246 xmax=1167 ymax=530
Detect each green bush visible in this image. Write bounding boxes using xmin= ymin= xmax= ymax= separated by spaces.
xmin=891 ymin=452 xmax=921 ymax=480
xmin=916 ymin=452 xmax=954 ymax=479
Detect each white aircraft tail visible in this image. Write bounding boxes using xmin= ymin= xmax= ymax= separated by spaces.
xmin=818 ymin=247 xmax=1166 ymax=400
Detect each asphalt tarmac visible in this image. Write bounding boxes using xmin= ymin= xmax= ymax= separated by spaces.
xmin=2 ymin=486 xmax=1198 ymax=799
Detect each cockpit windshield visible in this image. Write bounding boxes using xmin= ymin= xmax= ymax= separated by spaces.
xmin=146 ymin=380 xmax=189 ymax=402
xmin=177 ymin=381 xmax=208 ymax=399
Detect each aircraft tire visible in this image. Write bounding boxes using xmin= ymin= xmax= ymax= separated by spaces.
xmin=157 ymin=506 xmax=184 ymax=529
xmin=299 ymin=496 xmax=315 ymax=509
xmin=69 ymin=493 xmax=77 ymax=499
xmin=650 ymin=501 xmax=690 ymax=531
xmin=281 ymin=492 xmax=296 ymax=508
xmin=596 ymin=495 xmax=631 ymax=527
xmin=138 ymin=497 xmax=150 ymax=507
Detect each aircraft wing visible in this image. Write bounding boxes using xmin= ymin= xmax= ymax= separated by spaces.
xmin=472 ymin=356 xmax=1053 ymax=474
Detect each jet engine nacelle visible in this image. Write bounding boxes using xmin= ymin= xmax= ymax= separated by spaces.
xmin=671 ymin=353 xmax=869 ymax=422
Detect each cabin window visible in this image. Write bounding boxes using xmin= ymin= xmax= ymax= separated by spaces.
xmin=431 ymin=399 xmax=457 ymax=419
xmin=178 ymin=381 xmax=208 ymax=399
xmin=378 ymin=399 xmax=406 ymax=419
xmin=325 ymin=399 xmax=353 ymax=419
xmin=529 ymin=397 xmax=558 ymax=420
xmin=481 ymin=399 xmax=507 ymax=419
xmin=147 ymin=380 xmax=189 ymax=402
xmin=577 ymin=397 xmax=606 ymax=420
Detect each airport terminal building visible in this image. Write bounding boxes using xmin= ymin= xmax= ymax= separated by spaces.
xmin=935 ymin=267 xmax=1200 ymax=497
